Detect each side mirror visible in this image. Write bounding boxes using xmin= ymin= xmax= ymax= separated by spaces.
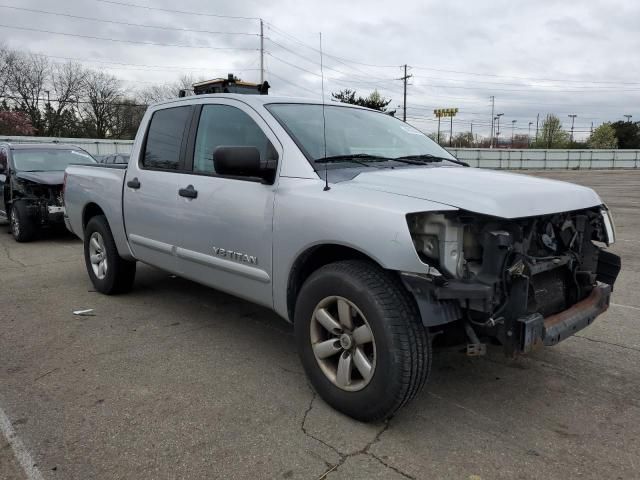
xmin=213 ymin=146 xmax=277 ymax=183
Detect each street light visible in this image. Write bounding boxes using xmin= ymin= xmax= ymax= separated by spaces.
xmin=568 ymin=114 xmax=577 ymax=143
xmin=511 ymin=120 xmax=517 ymax=146
xmin=528 ymin=121 xmax=533 ymax=147
xmin=495 ymin=113 xmax=504 ymax=146
xmin=624 ymin=114 xmax=632 ymax=123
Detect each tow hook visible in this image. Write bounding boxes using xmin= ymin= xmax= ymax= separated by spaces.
xmin=464 ymin=322 xmax=487 ymax=356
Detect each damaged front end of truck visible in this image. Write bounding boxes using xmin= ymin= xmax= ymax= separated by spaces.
xmin=402 ymin=206 xmax=621 ymax=356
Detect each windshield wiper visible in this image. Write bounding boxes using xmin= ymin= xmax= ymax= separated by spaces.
xmin=315 ymin=154 xmax=391 ymax=164
xmin=394 ymin=154 xmax=469 ymax=167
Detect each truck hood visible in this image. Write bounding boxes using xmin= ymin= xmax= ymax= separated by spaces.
xmin=347 ymin=166 xmax=602 ymax=218
xmin=16 ymin=171 xmax=64 ymax=185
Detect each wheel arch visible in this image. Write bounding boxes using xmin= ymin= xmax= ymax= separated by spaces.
xmin=286 ymin=243 xmax=386 ymax=323
xmin=82 ymin=202 xmax=106 ymax=231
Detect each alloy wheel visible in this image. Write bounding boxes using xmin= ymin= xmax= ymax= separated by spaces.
xmin=89 ymin=232 xmax=108 ymax=280
xmin=310 ymin=296 xmax=376 ymax=392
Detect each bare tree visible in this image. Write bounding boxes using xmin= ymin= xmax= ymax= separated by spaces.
xmin=138 ymin=73 xmax=201 ymax=104
xmin=48 ymin=61 xmax=86 ymax=136
xmin=6 ymin=52 xmax=49 ymax=133
xmin=81 ymin=70 xmax=123 ymax=138
xmin=0 ymin=45 xmax=17 ymax=99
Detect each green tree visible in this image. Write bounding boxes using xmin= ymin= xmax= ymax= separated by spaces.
xmin=361 ymin=90 xmax=391 ymax=111
xmin=331 ymin=88 xmax=391 ymax=112
xmin=588 ymin=123 xmax=617 ymax=149
xmin=531 ymin=114 xmax=569 ymax=148
xmin=611 ymin=120 xmax=640 ymax=149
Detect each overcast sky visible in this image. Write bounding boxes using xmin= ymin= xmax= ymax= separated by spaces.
xmin=3 ymin=0 xmax=639 ymax=139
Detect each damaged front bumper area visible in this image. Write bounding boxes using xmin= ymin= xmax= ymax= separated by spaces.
xmin=24 ymin=200 xmax=66 ymax=226
xmin=402 ymin=207 xmax=622 ymax=356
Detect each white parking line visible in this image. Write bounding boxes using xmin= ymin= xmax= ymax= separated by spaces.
xmin=612 ymin=302 xmax=640 ymax=312
xmin=0 ymin=404 xmax=45 ymax=480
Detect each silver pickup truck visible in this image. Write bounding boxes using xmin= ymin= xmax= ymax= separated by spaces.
xmin=64 ymin=94 xmax=621 ymax=421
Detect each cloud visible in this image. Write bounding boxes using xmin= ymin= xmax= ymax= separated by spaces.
xmin=2 ymin=0 xmax=637 ymax=139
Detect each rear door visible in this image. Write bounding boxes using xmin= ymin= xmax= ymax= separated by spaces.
xmin=172 ymin=100 xmax=281 ymax=308
xmin=123 ymin=105 xmax=194 ymax=273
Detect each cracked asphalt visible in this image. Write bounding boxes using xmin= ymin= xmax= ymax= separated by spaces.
xmin=1 ymin=170 xmax=639 ymax=480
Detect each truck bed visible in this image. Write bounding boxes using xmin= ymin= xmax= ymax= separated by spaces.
xmin=64 ymin=164 xmax=133 ymax=259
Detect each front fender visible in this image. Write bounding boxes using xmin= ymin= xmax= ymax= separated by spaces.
xmin=271 ymin=177 xmax=457 ymax=319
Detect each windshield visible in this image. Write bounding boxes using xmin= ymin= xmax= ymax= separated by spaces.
xmin=266 ymin=103 xmax=456 ymax=165
xmin=13 ymin=148 xmax=96 ymax=172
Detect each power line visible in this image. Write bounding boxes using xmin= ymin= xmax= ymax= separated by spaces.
xmin=410 ymin=65 xmax=640 ymax=86
xmin=1 ymin=94 xmax=148 ymax=108
xmin=264 ymin=22 xmax=401 ymax=69
xmin=32 ymin=53 xmax=262 ymax=74
xmin=95 ymin=0 xmax=260 ymax=20
xmin=411 ymin=72 xmax=640 ymax=89
xmin=265 ymin=37 xmax=397 ymax=84
xmin=0 ymin=24 xmax=258 ymax=50
xmin=0 ymin=5 xmax=258 ymax=36
xmin=266 ymin=70 xmax=318 ymax=96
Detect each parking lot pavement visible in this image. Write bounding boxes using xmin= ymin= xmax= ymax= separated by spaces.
xmin=1 ymin=169 xmax=639 ymax=480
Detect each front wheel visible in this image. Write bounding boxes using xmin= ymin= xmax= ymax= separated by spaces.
xmin=11 ymin=201 xmax=36 ymax=242
xmin=294 ymin=260 xmax=431 ymax=422
xmin=84 ymin=215 xmax=136 ymax=294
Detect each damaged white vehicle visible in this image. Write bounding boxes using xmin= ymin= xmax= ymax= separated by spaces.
xmin=63 ymin=95 xmax=621 ymax=421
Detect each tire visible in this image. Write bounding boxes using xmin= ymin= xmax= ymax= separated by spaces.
xmin=294 ymin=260 xmax=431 ymax=422
xmin=84 ymin=215 xmax=136 ymax=294
xmin=10 ymin=201 xmax=36 ymax=242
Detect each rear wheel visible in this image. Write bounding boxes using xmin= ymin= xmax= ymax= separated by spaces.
xmin=294 ymin=260 xmax=431 ymax=422
xmin=10 ymin=202 xmax=36 ymax=242
xmin=84 ymin=215 xmax=136 ymax=294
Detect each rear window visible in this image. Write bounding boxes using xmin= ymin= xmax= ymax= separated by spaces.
xmin=143 ymin=106 xmax=191 ymax=170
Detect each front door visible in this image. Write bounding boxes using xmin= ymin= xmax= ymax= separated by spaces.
xmin=173 ymin=101 xmax=281 ymax=308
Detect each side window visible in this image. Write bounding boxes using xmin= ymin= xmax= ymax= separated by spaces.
xmin=143 ymin=106 xmax=192 ymax=170
xmin=0 ymin=148 xmax=7 ymax=171
xmin=193 ymin=104 xmax=271 ymax=174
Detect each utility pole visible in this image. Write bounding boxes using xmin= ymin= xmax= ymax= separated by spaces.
xmin=568 ymin=114 xmax=577 ymax=143
xmin=470 ymin=122 xmax=473 ymax=146
xmin=489 ymin=95 xmax=495 ymax=147
xmin=590 ymin=122 xmax=594 ymax=135
xmin=400 ymin=65 xmax=412 ymax=122
xmin=45 ymin=89 xmax=50 ymax=135
xmin=528 ymin=121 xmax=533 ymax=147
xmin=624 ymin=114 xmax=632 ymax=123
xmin=511 ymin=119 xmax=517 ymax=146
xmin=437 ymin=116 xmax=441 ymax=143
xmin=495 ymin=113 xmax=504 ymax=147
xmin=449 ymin=116 xmax=454 ymax=147
xmin=259 ymin=19 xmax=264 ymax=84
xmin=535 ymin=113 xmax=540 ymax=142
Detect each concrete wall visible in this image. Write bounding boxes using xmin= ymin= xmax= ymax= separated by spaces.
xmin=3 ymin=136 xmax=640 ymax=169
xmin=0 ymin=136 xmax=134 ymax=156
xmin=447 ymin=148 xmax=640 ymax=169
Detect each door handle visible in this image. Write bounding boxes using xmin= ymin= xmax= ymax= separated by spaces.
xmin=179 ymin=185 xmax=198 ymax=199
xmin=127 ymin=177 xmax=141 ymax=189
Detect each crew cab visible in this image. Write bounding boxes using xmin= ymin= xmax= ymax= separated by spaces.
xmin=0 ymin=143 xmax=95 ymax=241
xmin=63 ymin=95 xmax=621 ymax=421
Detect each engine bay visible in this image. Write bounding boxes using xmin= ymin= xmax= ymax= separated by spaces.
xmin=405 ymin=207 xmax=621 ymax=355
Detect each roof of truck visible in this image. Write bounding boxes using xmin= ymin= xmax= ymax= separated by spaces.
xmin=151 ymin=93 xmax=372 ymax=111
